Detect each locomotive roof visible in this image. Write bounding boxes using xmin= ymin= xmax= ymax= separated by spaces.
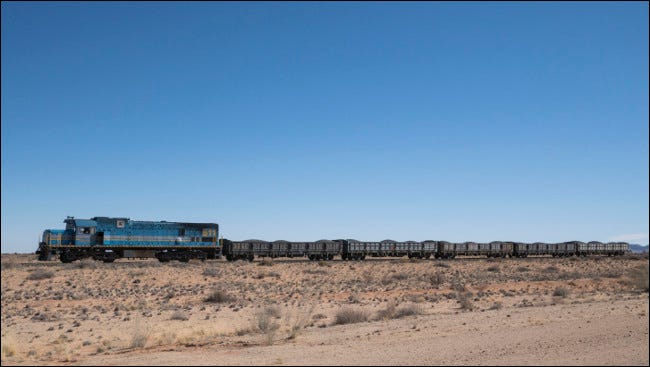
xmin=69 ymin=219 xmax=97 ymax=227
xmin=88 ymin=217 xmax=218 ymax=226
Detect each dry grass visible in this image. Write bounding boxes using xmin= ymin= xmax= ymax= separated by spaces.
xmin=254 ymin=307 xmax=281 ymax=345
xmin=286 ymin=306 xmax=315 ymax=340
xmin=154 ymin=331 xmax=177 ymax=346
xmin=375 ymin=301 xmax=423 ymax=320
xmin=129 ymin=321 xmax=150 ymax=349
xmin=1 ymin=339 xmax=17 ymax=358
xmin=628 ymin=264 xmax=649 ymax=292
xmin=375 ymin=301 xmax=397 ymax=320
xmin=333 ymin=307 xmax=369 ymax=325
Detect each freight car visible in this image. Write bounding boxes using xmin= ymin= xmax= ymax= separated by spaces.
xmin=36 ymin=216 xmax=220 ymax=263
xmin=221 ymin=239 xmax=340 ymax=261
xmin=220 ymin=238 xmax=629 ymax=261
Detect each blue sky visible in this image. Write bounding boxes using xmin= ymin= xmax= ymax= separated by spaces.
xmin=2 ymin=2 xmax=648 ymax=253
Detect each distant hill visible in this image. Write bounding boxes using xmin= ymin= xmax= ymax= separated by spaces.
xmin=629 ymin=244 xmax=649 ymax=253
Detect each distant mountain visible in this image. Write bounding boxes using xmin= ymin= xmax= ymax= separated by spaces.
xmin=629 ymin=244 xmax=649 ymax=253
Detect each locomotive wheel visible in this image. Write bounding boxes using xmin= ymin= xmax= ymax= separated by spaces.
xmin=60 ymin=251 xmax=74 ymax=263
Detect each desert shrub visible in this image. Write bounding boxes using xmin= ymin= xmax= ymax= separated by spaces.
xmin=457 ymin=292 xmax=475 ymax=311
xmin=235 ymin=327 xmax=254 ymax=336
xmin=258 ymin=258 xmax=274 ymax=266
xmin=266 ymin=271 xmax=281 ymax=278
xmin=255 ymin=308 xmax=280 ymax=332
xmin=348 ymin=293 xmax=361 ymax=304
xmin=375 ymin=301 xmax=397 ymax=320
xmin=333 ymin=307 xmax=369 ymax=325
xmin=286 ymin=306 xmax=314 ymax=340
xmin=303 ymin=268 xmax=329 ymax=275
xmin=130 ymin=323 xmax=149 ymax=349
xmin=543 ymin=266 xmax=559 ymax=273
xmin=553 ymin=286 xmax=570 ymax=298
xmin=263 ymin=305 xmax=282 ymax=318
xmin=601 ymin=270 xmax=623 ymax=279
xmin=204 ymin=289 xmax=235 ymax=303
xmin=407 ymin=294 xmax=426 ymax=303
xmin=254 ymin=271 xmax=281 ymax=279
xmin=451 ymin=280 xmax=467 ymax=292
xmin=381 ymin=273 xmax=410 ymax=285
xmin=77 ymin=259 xmax=98 ymax=269
xmin=489 ymin=302 xmax=503 ymax=310
xmin=558 ymin=271 xmax=582 ymax=280
xmin=254 ymin=307 xmax=281 ymax=345
xmin=427 ymin=272 xmax=445 ymax=287
xmin=156 ymin=332 xmax=177 ymax=347
xmin=170 ymin=311 xmax=189 ymax=321
xmin=31 ymin=312 xmax=59 ymax=322
xmin=1 ymin=259 xmax=18 ymax=270
xmin=628 ymin=264 xmax=649 ymax=292
xmin=128 ymin=270 xmax=146 ymax=278
xmin=394 ymin=304 xmax=423 ymax=318
xmin=202 ymin=268 xmax=220 ymax=277
xmin=27 ymin=269 xmax=54 ymax=280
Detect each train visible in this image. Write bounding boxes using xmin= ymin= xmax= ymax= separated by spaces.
xmin=35 ymin=216 xmax=630 ymax=263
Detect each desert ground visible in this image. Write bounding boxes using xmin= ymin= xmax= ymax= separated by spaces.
xmin=1 ymin=253 xmax=648 ymax=366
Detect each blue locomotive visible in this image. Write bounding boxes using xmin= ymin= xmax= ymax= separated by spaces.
xmin=36 ymin=216 xmax=220 ymax=263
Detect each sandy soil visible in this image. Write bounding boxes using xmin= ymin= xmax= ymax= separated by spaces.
xmin=1 ymin=253 xmax=648 ymax=366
